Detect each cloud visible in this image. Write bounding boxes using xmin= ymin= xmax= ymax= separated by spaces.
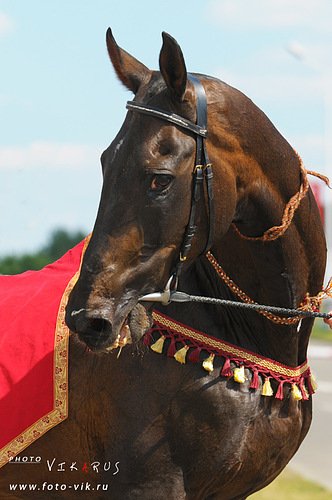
xmin=0 ymin=12 xmax=13 ymax=37
xmin=207 ymin=0 xmax=332 ymax=30
xmin=0 ymin=142 xmax=100 ymax=170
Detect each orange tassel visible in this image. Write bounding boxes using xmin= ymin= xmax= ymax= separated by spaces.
xmin=291 ymin=384 xmax=302 ymax=401
xmin=202 ymin=353 xmax=215 ymax=373
xmin=262 ymin=377 xmax=273 ymax=397
xmin=174 ymin=345 xmax=189 ymax=364
xmin=309 ymin=373 xmax=318 ymax=393
xmin=150 ymin=335 xmax=165 ymax=354
xmin=233 ymin=365 xmax=246 ymax=383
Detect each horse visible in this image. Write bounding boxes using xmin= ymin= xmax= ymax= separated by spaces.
xmin=0 ymin=30 xmax=326 ymax=499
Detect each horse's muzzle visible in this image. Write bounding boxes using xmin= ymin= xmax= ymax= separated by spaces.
xmin=65 ymin=303 xmax=152 ymax=352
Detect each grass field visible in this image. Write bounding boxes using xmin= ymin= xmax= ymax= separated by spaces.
xmin=250 ymin=468 xmax=332 ymax=499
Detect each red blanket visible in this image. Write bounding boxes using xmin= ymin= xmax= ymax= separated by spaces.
xmin=0 ymin=237 xmax=88 ymax=468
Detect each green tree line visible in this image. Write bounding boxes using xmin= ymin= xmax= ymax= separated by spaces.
xmin=0 ymin=229 xmax=86 ymax=275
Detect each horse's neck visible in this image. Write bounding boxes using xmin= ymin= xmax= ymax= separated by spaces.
xmin=210 ymin=227 xmax=304 ymax=364
xmin=167 ymin=233 xmax=301 ymax=366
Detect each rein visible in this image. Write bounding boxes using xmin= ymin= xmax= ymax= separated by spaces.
xmin=128 ymin=76 xmax=332 ymax=324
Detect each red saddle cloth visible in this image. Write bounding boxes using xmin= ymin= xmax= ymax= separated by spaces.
xmin=0 ymin=238 xmax=88 ymax=468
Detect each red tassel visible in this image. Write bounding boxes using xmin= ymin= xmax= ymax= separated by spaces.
xmin=250 ymin=369 xmax=259 ymax=389
xmin=188 ymin=347 xmax=202 ymax=363
xmin=143 ymin=331 xmax=152 ymax=346
xmin=275 ymin=380 xmax=285 ymax=400
xmin=221 ymin=358 xmax=233 ymax=377
xmin=167 ymin=336 xmax=177 ymax=357
xmin=299 ymin=377 xmax=309 ymax=400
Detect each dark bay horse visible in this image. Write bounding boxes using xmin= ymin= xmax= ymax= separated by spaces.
xmin=1 ymin=30 xmax=326 ymax=499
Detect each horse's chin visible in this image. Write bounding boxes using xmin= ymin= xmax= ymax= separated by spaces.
xmin=79 ymin=303 xmax=153 ymax=354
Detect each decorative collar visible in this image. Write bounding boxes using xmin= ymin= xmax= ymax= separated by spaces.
xmin=144 ymin=310 xmax=316 ymax=401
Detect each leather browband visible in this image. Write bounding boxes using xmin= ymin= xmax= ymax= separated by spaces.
xmin=126 ymin=101 xmax=207 ymax=137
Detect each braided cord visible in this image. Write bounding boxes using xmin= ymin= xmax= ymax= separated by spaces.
xmin=205 ymin=252 xmax=332 ymax=325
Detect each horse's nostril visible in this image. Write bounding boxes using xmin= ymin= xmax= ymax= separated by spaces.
xmin=69 ymin=314 xmax=114 ymax=349
xmin=87 ymin=318 xmax=112 ymax=335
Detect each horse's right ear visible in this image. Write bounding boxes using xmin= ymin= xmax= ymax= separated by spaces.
xmin=106 ymin=28 xmax=151 ymax=94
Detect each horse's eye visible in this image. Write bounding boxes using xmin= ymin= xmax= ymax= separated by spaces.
xmin=150 ymin=174 xmax=173 ymax=192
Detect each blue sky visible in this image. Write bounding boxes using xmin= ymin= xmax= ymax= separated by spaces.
xmin=1 ymin=0 xmax=332 ymax=259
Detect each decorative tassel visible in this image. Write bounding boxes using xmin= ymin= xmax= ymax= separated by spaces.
xmin=233 ymin=365 xmax=246 ymax=383
xmin=250 ymin=369 xmax=259 ymax=389
xmin=275 ymin=380 xmax=285 ymax=400
xmin=202 ymin=353 xmax=215 ymax=373
xmin=143 ymin=331 xmax=152 ymax=346
xmin=174 ymin=345 xmax=189 ymax=364
xmin=308 ymin=373 xmax=318 ymax=394
xmin=299 ymin=377 xmax=309 ymax=400
xmin=150 ymin=335 xmax=165 ymax=354
xmin=188 ymin=347 xmax=202 ymax=363
xmin=291 ymin=383 xmax=302 ymax=401
xmin=221 ymin=358 xmax=233 ymax=377
xmin=167 ymin=336 xmax=177 ymax=357
xmin=262 ymin=377 xmax=274 ymax=397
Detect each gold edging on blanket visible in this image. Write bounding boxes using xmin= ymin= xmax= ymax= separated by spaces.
xmin=0 ymin=236 xmax=90 ymax=468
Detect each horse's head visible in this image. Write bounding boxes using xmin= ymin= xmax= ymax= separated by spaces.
xmin=65 ymin=30 xmax=237 ymax=352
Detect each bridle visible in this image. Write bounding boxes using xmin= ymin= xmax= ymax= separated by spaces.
xmin=126 ymin=74 xmax=214 ymax=296
xmin=130 ymin=77 xmax=332 ymax=321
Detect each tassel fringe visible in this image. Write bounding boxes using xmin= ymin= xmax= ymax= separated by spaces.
xmin=275 ymin=380 xmax=285 ymax=400
xmin=174 ymin=345 xmax=189 ymax=364
xmin=189 ymin=347 xmax=202 ymax=363
xmin=250 ymin=369 xmax=259 ymax=390
xmin=221 ymin=358 xmax=233 ymax=377
xmin=145 ymin=330 xmax=315 ymax=402
xmin=167 ymin=336 xmax=177 ymax=357
xmin=150 ymin=335 xmax=165 ymax=354
xmin=291 ymin=384 xmax=303 ymax=401
xmin=262 ymin=377 xmax=274 ymax=397
xmin=202 ymin=353 xmax=215 ymax=373
xmin=233 ymin=365 xmax=246 ymax=383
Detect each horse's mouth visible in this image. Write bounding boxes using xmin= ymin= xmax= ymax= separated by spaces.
xmin=73 ymin=303 xmax=153 ymax=353
xmin=104 ymin=318 xmax=132 ymax=352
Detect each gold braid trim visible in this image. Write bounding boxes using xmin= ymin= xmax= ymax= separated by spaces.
xmin=152 ymin=311 xmax=309 ymax=378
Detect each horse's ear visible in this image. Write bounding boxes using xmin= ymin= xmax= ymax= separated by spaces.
xmin=106 ymin=28 xmax=151 ymax=94
xmin=159 ymin=32 xmax=187 ymax=102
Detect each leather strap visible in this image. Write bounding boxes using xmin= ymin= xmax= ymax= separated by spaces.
xmin=126 ymin=101 xmax=207 ymax=137
xmin=188 ymin=75 xmax=214 ymax=254
xmin=126 ymin=73 xmax=215 ymax=282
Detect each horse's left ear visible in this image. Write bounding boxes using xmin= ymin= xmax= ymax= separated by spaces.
xmin=159 ymin=32 xmax=187 ymax=102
